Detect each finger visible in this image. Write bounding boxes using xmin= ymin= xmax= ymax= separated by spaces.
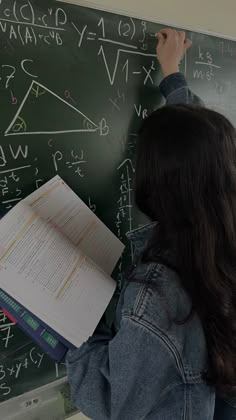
xmin=178 ymin=31 xmax=186 ymax=40
xmin=184 ymin=39 xmax=192 ymax=50
xmin=159 ymin=28 xmax=174 ymax=38
xmin=178 ymin=31 xmax=186 ymax=45
xmin=159 ymin=27 xmax=172 ymax=34
xmin=156 ymin=32 xmax=165 ymax=43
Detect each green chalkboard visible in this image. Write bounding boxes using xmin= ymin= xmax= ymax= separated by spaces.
xmin=1 ymin=0 xmax=236 ymax=405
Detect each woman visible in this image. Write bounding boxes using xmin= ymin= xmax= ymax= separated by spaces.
xmin=67 ymin=29 xmax=236 ymax=419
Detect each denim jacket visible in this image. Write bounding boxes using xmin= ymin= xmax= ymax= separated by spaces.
xmin=67 ymin=73 xmax=236 ymax=420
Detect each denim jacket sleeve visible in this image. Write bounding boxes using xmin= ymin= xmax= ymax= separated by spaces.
xmin=159 ymin=72 xmax=204 ymax=106
xmin=66 ymin=316 xmax=182 ymax=420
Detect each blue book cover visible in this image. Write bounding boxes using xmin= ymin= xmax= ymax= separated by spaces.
xmin=0 ymin=289 xmax=76 ymax=362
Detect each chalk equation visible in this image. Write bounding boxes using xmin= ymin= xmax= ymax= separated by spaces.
xmin=193 ymin=45 xmax=221 ymax=81
xmin=0 ymin=0 xmax=66 ymax=46
xmin=0 ymin=310 xmax=15 ymax=349
xmin=72 ymin=17 xmax=154 ymax=51
xmin=72 ymin=17 xmax=160 ymax=86
xmin=0 ymin=341 xmax=66 ymax=398
xmin=220 ymin=41 xmax=236 ymax=61
xmin=0 ymin=310 xmax=45 ymax=398
xmin=0 ymin=141 xmax=91 ymax=212
xmin=0 ymin=2 xmax=168 ymax=86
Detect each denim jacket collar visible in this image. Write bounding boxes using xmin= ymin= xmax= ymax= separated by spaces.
xmin=126 ymin=222 xmax=179 ymax=274
xmin=126 ymin=222 xmax=157 ymax=242
xmin=126 ymin=222 xmax=157 ymax=260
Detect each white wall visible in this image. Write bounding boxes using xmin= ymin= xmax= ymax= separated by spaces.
xmin=59 ymin=0 xmax=236 ymax=39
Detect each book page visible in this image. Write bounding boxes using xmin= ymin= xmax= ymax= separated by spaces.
xmin=0 ymin=202 xmax=116 ymax=346
xmin=24 ymin=176 xmax=124 ymax=275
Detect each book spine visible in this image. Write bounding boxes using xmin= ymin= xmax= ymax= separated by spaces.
xmin=0 ymin=289 xmax=68 ymax=362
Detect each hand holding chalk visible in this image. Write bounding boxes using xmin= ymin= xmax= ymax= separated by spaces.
xmin=156 ymin=28 xmax=192 ymax=77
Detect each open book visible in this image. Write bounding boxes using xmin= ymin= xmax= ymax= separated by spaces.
xmin=0 ymin=176 xmax=124 ymax=349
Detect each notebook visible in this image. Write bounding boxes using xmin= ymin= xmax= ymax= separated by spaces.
xmin=0 ymin=176 xmax=124 ymax=358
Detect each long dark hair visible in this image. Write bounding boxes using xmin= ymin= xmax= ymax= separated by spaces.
xmin=135 ymin=105 xmax=236 ymax=398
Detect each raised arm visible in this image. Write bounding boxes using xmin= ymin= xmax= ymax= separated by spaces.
xmin=156 ymin=28 xmax=203 ymax=106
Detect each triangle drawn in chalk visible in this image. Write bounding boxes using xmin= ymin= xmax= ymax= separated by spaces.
xmin=5 ymin=81 xmax=99 ymax=136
